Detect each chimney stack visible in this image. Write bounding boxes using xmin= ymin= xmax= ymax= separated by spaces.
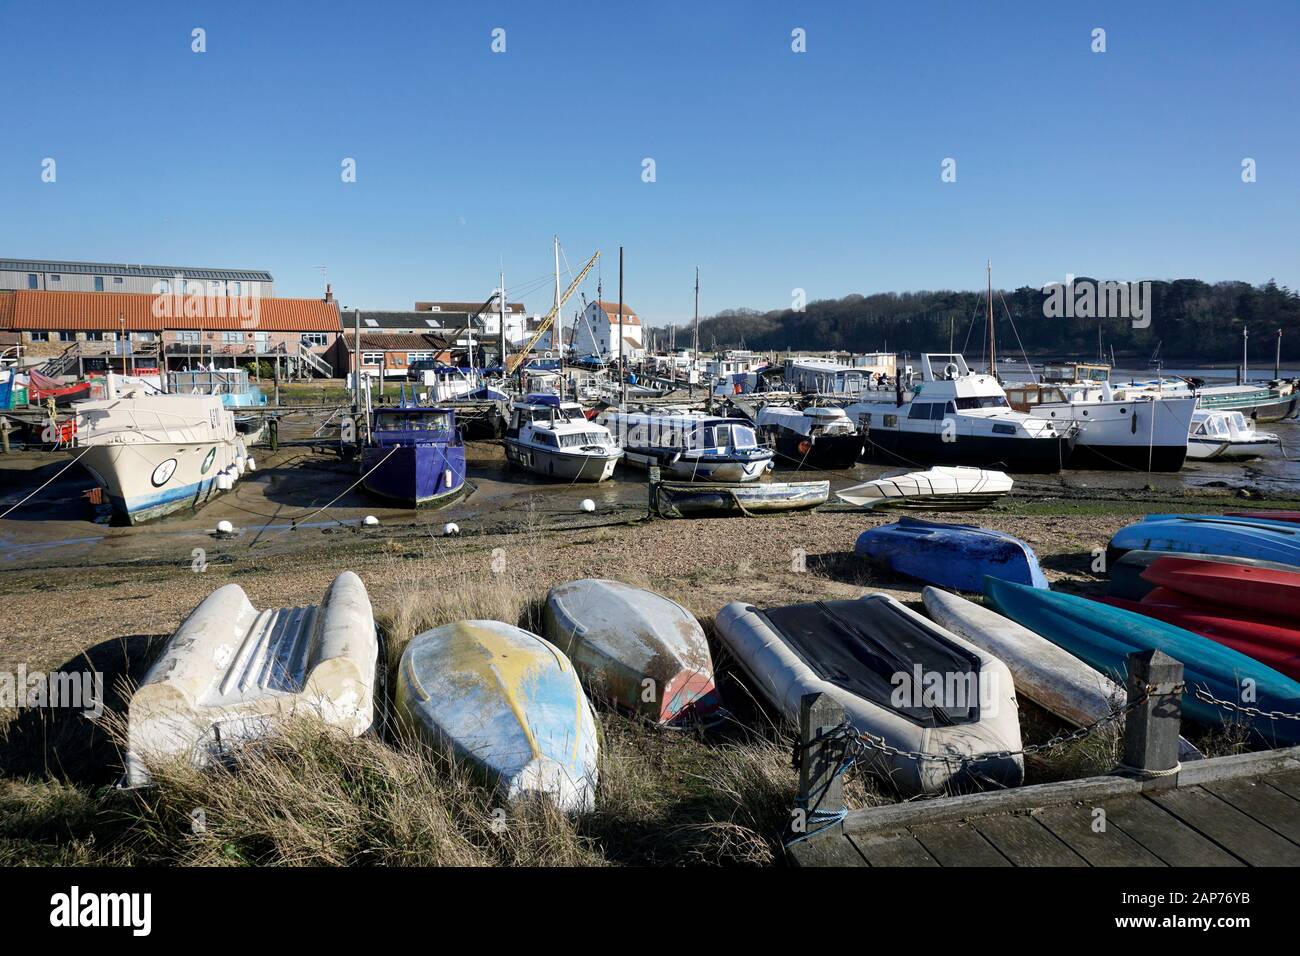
xmin=324 ymin=283 xmax=334 ymax=303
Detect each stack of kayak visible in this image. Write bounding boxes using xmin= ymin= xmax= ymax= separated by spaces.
xmin=1109 ymin=513 xmax=1300 ymax=569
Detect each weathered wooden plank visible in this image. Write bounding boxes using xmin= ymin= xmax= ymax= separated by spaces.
xmin=1105 ymin=795 xmax=1244 ymax=867
xmin=972 ymin=814 xmax=1089 ymax=867
xmin=1176 ymin=747 xmax=1300 ymax=787
xmin=1203 ymin=778 xmax=1300 ymax=845
xmin=1262 ymin=770 xmax=1300 ymax=802
xmin=910 ymin=821 xmax=1011 ymax=867
xmin=1032 ymin=803 xmax=1166 ymax=867
xmin=847 ymin=830 xmax=939 ymax=867
xmin=1149 ymin=786 xmax=1300 ymax=866
xmin=785 ymin=828 xmax=868 ymax=867
xmin=844 ymin=774 xmax=1147 ymax=835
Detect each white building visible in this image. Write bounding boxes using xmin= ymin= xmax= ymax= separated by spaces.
xmin=572 ymin=300 xmax=644 ymax=362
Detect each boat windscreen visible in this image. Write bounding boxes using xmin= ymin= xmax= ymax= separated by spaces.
xmin=760 ymin=599 xmax=981 ymax=727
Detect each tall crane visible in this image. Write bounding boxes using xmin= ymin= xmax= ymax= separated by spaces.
xmin=505 ymin=249 xmax=601 ymax=373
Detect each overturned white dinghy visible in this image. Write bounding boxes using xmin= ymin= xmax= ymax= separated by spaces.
xmin=921 ymin=587 xmax=1122 ymax=729
xmin=715 ymin=594 xmax=1022 ymax=796
xmin=836 ymin=466 xmax=1013 ymax=510
xmin=123 ymin=571 xmax=378 ymax=787
xmin=395 ymin=620 xmax=599 ymax=813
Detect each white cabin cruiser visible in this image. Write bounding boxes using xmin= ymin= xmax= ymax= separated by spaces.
xmin=1004 ymin=362 xmax=1197 ymax=472
xmin=1187 ymin=409 xmax=1279 ymax=461
xmin=755 ymin=405 xmax=863 ymax=470
xmin=70 ymin=389 xmax=249 ymax=524
xmin=602 ymin=408 xmax=774 ymax=482
xmin=842 ymin=354 xmax=1076 ymax=474
xmin=503 ymin=394 xmax=621 ymax=481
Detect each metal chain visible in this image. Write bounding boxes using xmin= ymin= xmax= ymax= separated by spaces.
xmin=816 ymin=683 xmax=1173 ymax=770
xmin=1190 ymin=686 xmax=1300 ymax=722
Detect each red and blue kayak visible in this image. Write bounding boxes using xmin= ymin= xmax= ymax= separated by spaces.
xmin=1226 ymin=511 xmax=1300 ymax=525
xmin=1101 ymin=590 xmax=1300 ymax=682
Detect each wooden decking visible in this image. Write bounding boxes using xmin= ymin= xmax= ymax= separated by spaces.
xmin=789 ymin=745 xmax=1300 ymax=867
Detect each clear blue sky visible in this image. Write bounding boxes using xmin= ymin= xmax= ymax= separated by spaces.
xmin=3 ymin=1 xmax=1297 ymax=326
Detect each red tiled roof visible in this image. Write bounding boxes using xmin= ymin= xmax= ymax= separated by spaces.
xmin=0 ymin=291 xmax=14 ymax=330
xmin=593 ymin=300 xmax=641 ymax=326
xmin=8 ymin=290 xmax=342 ymax=332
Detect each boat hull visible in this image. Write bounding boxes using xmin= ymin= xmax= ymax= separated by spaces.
xmin=1110 ymin=514 xmax=1300 ymax=569
xmin=984 ymin=577 xmax=1300 ymax=745
xmin=769 ymin=429 xmax=863 ymax=470
xmin=504 ymin=438 xmax=620 ymax=482
xmin=653 ymin=479 xmax=829 ymax=518
xmin=395 ymin=620 xmax=599 ymax=812
xmin=856 ymin=517 xmax=1047 ymax=591
xmin=836 ymin=466 xmax=1013 ymax=510
xmin=361 ymin=444 xmax=465 ymax=508
xmin=78 ymin=440 xmax=243 ymax=525
xmin=542 ymin=579 xmax=719 ymax=724
xmin=862 ymin=429 xmax=1072 ymax=474
xmin=922 ymin=587 xmax=1123 ymax=730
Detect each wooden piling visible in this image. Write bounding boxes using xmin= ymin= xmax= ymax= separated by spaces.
xmin=797 ymin=692 xmax=849 ymax=822
xmin=1120 ymin=648 xmax=1184 ymax=781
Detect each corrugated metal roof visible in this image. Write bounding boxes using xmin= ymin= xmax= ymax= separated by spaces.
xmin=10 ymin=290 xmax=341 ymax=331
xmin=0 ymin=258 xmax=273 ymax=282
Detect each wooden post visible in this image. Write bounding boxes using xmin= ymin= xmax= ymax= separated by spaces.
xmin=1121 ymin=649 xmax=1183 ymax=780
xmin=797 ymin=692 xmax=848 ymax=821
xmin=647 ymin=465 xmax=660 ymax=518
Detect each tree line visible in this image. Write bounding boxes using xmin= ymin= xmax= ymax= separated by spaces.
xmin=666 ymin=279 xmax=1300 ymax=364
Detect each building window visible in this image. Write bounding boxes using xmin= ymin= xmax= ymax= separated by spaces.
xmin=133 ymin=331 xmax=157 ymax=342
xmin=153 ymin=280 xmax=170 ymax=294
xmin=58 ymin=331 xmax=75 ymax=342
xmin=177 ymin=330 xmax=200 ymax=344
xmin=361 ymin=352 xmax=384 ymax=366
xmin=300 ymin=332 xmax=328 ymax=347
xmin=94 ymin=276 xmax=105 ymax=292
xmin=113 ymin=276 xmax=123 ymax=285
xmin=406 ymin=351 xmax=433 ymax=363
xmin=27 ymin=274 xmax=37 ymax=289
xmin=50 ymin=274 xmax=61 ymax=284
xmin=222 ymin=332 xmax=243 ymax=343
xmin=231 ymin=281 xmax=241 ymax=296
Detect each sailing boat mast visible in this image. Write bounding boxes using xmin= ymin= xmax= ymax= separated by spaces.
xmin=553 ymin=236 xmax=563 ymax=400
xmin=691 ymin=266 xmax=700 ymax=398
xmin=986 ymin=259 xmax=996 ymax=374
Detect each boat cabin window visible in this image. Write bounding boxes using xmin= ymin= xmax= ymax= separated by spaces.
xmin=708 ymin=423 xmax=756 ymax=449
xmin=908 ymin=402 xmax=935 ymax=420
xmin=954 ymin=395 xmax=1009 ymax=410
xmin=992 ymin=423 xmax=1017 ymax=435
xmin=374 ymin=410 xmax=453 ymax=431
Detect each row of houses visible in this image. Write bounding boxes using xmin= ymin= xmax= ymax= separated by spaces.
xmin=0 ymin=257 xmax=649 ymax=376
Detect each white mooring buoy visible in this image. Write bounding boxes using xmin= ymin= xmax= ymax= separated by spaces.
xmin=363 ymin=515 xmax=379 ymax=527
xmin=443 ymin=522 xmax=460 ymax=536
xmin=216 ymin=520 xmax=234 ymax=535
xmin=580 ymin=498 xmax=596 ymax=513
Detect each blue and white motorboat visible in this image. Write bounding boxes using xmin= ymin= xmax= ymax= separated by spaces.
xmin=601 ymin=408 xmax=774 ymax=482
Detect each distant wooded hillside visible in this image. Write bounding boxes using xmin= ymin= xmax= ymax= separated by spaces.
xmin=667 ymin=279 xmax=1299 ymax=363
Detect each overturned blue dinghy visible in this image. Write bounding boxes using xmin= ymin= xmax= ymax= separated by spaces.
xmin=855 ymin=517 xmax=1047 ymax=592
xmin=1110 ymin=514 xmax=1300 ymax=569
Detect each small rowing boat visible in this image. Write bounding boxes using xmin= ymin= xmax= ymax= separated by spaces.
xmin=652 ymin=478 xmax=829 ymax=518
xmin=542 ymin=579 xmax=718 ymax=724
xmin=395 ymin=620 xmax=599 ymax=812
xmin=1140 ymin=555 xmax=1300 ymax=620
xmin=1107 ymin=549 xmax=1299 ymax=602
xmin=856 ymin=517 xmax=1047 ymax=591
xmin=1110 ymin=514 xmax=1300 ymax=569
xmin=835 ymin=466 xmax=1012 ymax=510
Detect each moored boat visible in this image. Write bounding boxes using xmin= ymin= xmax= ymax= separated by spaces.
xmin=503 ymin=394 xmax=621 ymax=482
xmin=856 ymin=517 xmax=1047 ymax=591
xmin=394 ymin=619 xmax=599 ymax=812
xmin=754 ymin=404 xmax=863 ymax=470
xmin=652 ymin=478 xmax=829 ymax=518
xmin=836 ymin=465 xmax=1012 ymax=510
xmin=603 ymin=408 xmax=774 ymax=482
xmin=360 ymin=403 xmax=465 ymax=508
xmin=70 ymin=389 xmax=249 ymax=524
xmin=715 ymin=594 xmax=1023 ymax=795
xmin=542 ymin=578 xmax=719 ymax=724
